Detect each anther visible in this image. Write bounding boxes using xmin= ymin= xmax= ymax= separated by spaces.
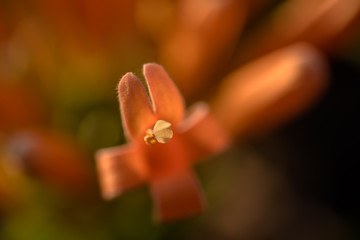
xmin=144 ymin=120 xmax=173 ymax=145
xmin=144 ymin=129 xmax=157 ymax=145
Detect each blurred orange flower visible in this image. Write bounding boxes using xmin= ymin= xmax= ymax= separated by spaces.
xmin=96 ymin=63 xmax=229 ymax=222
xmin=212 ymin=43 xmax=329 ymax=140
xmin=5 ymin=129 xmax=95 ymax=197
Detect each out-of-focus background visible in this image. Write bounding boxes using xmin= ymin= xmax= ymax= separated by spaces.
xmin=1 ymin=0 xmax=359 ymax=239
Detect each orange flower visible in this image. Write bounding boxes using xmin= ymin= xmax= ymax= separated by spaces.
xmin=212 ymin=43 xmax=329 ymax=140
xmin=5 ymin=129 xmax=94 ymax=197
xmin=96 ymin=63 xmax=230 ymax=222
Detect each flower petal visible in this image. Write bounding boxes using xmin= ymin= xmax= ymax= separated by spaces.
xmin=150 ymin=170 xmax=206 ymax=222
xmin=145 ymin=135 xmax=189 ymax=179
xmin=143 ymin=63 xmax=185 ymax=124
xmin=96 ymin=145 xmax=148 ymax=200
xmin=178 ymin=102 xmax=231 ymax=164
xmin=212 ymin=43 xmax=328 ymax=139
xmin=118 ymin=72 xmax=157 ymax=141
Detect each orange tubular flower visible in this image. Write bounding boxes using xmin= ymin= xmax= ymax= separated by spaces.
xmin=213 ymin=43 xmax=328 ymax=140
xmin=96 ymin=63 xmax=230 ymax=222
xmin=5 ymin=129 xmax=94 ymax=197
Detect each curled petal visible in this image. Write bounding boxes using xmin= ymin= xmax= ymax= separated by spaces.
xmin=143 ymin=63 xmax=185 ymax=124
xmin=150 ymin=170 xmax=206 ymax=222
xmin=96 ymin=145 xmax=148 ymax=200
xmin=118 ymin=73 xmax=156 ymax=141
xmin=178 ymin=102 xmax=231 ymax=164
xmin=212 ymin=43 xmax=328 ymax=139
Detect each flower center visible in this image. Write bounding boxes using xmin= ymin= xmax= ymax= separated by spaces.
xmin=144 ymin=120 xmax=173 ymax=145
